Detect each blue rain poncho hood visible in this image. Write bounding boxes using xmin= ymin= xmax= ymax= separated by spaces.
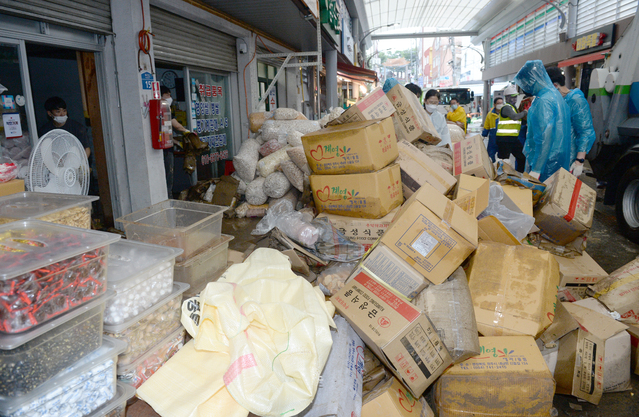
xmin=514 ymin=60 xmax=572 ymax=181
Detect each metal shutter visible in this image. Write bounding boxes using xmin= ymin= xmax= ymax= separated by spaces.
xmin=0 ymin=0 xmax=111 ymax=34
xmin=577 ymin=0 xmax=638 ymax=35
xmin=150 ymin=7 xmax=237 ymax=73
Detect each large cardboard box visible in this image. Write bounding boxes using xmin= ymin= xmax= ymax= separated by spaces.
xmin=0 ymin=179 xmax=24 ymax=197
xmin=379 ymin=182 xmax=478 ymax=285
xmin=316 ymin=208 xmax=398 ymax=250
xmin=332 ymin=270 xmax=453 ymax=397
xmin=453 ymin=175 xmax=489 ymax=218
xmin=540 ymin=301 xmax=628 ymax=404
xmin=534 ymin=168 xmax=596 ymax=245
xmin=310 ymin=164 xmax=403 ymax=219
xmin=467 ymin=242 xmax=560 ymax=338
xmin=362 ymin=377 xmax=433 ymax=417
xmin=386 ymin=84 xmax=441 ymax=145
xmin=452 ymin=135 xmax=496 ymax=179
xmin=589 ymin=257 xmax=639 ymax=324
xmin=396 ymin=140 xmax=456 ymax=197
xmin=554 ymin=251 xmax=607 ymax=297
xmin=302 ymin=118 xmax=399 ymax=175
xmin=328 ymin=86 xmax=396 ymax=126
xmin=434 ymin=336 xmax=555 ymax=417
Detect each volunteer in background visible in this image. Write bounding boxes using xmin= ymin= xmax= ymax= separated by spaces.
xmin=482 ymin=97 xmax=503 ymax=161
xmin=404 ymin=83 xmax=423 ymax=104
xmin=446 ymin=98 xmax=467 ymax=133
xmin=496 ymin=84 xmax=527 ymax=172
xmin=424 ymin=89 xmax=452 ymax=148
xmin=514 ymin=60 xmax=571 ymax=181
xmin=41 ymin=96 xmax=91 ymax=158
xmin=161 ymin=86 xmax=189 ymax=197
xmin=546 ymin=66 xmax=596 ymax=178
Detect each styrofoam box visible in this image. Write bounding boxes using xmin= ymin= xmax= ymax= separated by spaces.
xmin=0 ymin=192 xmax=98 ymax=228
xmin=103 ymin=282 xmax=189 ymax=366
xmin=85 ymin=382 xmax=136 ymax=417
xmin=0 ymin=291 xmax=113 ymax=398
xmin=0 ymin=336 xmax=126 ymax=417
xmin=104 ymin=240 xmax=183 ymax=325
xmin=116 ymin=200 xmax=226 ymax=262
xmin=174 ymin=234 xmax=233 ymax=298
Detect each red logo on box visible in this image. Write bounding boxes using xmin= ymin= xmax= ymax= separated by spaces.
xmin=378 ymin=316 xmax=391 ymax=328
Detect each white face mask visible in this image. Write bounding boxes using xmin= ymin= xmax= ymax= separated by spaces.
xmin=425 ymin=104 xmax=438 ymax=113
xmin=496 ymin=104 xmax=504 ymax=110
xmin=53 ymin=115 xmax=68 ymax=124
xmin=164 ymin=97 xmax=173 ymax=107
xmin=451 ymin=104 xmax=459 ymax=111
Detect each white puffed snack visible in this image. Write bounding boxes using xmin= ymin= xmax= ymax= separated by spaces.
xmin=260 ymin=119 xmax=321 ymax=143
xmin=245 ymin=177 xmax=268 ymax=205
xmin=263 ymin=172 xmax=291 ymax=199
xmin=273 ymin=108 xmax=302 ymax=120
xmin=233 ymin=139 xmax=261 ymax=182
xmin=286 ymin=130 xmax=304 ymax=147
xmin=231 ymin=172 xmax=247 ymax=195
xmin=257 ymin=146 xmax=291 ymax=178
xmin=259 ymin=138 xmax=282 ymax=157
xmin=286 ymin=146 xmax=311 ymax=176
xmin=280 ymin=159 xmax=304 ymax=192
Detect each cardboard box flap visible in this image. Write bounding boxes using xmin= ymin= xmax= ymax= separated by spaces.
xmin=540 ymin=302 xmax=580 ymax=345
xmin=502 ymin=185 xmax=534 ymax=217
xmin=303 ymin=118 xmax=382 ymax=137
xmin=563 ymin=302 xmax=628 ymax=340
xmin=477 ymin=216 xmax=521 ymax=246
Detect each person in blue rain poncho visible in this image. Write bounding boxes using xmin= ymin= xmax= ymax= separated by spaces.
xmin=514 ymin=60 xmax=572 ymax=182
xmin=546 ymin=66 xmax=596 ymax=178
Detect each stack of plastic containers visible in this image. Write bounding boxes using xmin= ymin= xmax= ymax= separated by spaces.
xmin=0 ymin=192 xmax=98 ymax=228
xmin=117 ymin=199 xmax=232 ymax=297
xmin=0 ymin=220 xmax=121 ymax=416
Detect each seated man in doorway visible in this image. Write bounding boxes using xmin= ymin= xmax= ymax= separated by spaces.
xmin=40 ymin=96 xmax=91 ymax=158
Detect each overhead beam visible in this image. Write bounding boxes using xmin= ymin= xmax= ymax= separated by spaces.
xmin=371 ymin=31 xmax=479 ymax=40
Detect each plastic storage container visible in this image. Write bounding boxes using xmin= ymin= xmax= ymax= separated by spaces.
xmin=174 ymin=234 xmax=233 ymax=298
xmin=0 ymin=336 xmax=126 ymax=417
xmin=84 ymin=382 xmax=136 ymax=417
xmin=116 ymin=200 xmax=226 ymax=262
xmin=0 ymin=220 xmax=120 ymax=333
xmin=0 ymin=192 xmax=98 ymax=228
xmin=104 ymin=240 xmax=183 ymax=325
xmin=0 ymin=291 xmax=112 ymax=397
xmin=103 ymin=282 xmax=188 ymax=365
xmin=117 ymin=326 xmax=185 ymax=388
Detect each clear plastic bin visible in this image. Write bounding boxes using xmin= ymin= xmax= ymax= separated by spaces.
xmin=0 ymin=220 xmax=120 ymax=333
xmin=116 ymin=200 xmax=226 ymax=262
xmin=85 ymin=382 xmax=136 ymax=417
xmin=117 ymin=327 xmax=185 ymax=388
xmin=174 ymin=234 xmax=233 ymax=298
xmin=104 ymin=240 xmax=183 ymax=325
xmin=103 ymin=282 xmax=189 ymax=366
xmin=0 ymin=291 xmax=112 ymax=397
xmin=0 ymin=336 xmax=126 ymax=417
xmin=0 ymin=192 xmax=98 ymax=228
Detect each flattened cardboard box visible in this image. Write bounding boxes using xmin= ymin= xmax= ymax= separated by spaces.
xmin=434 ymin=336 xmax=555 ymax=417
xmin=302 ymin=118 xmax=399 ymax=175
xmin=362 ymin=377 xmax=433 ymax=417
xmin=380 ymin=182 xmax=478 ymax=285
xmin=386 ymin=84 xmax=441 ymax=145
xmin=534 ymin=168 xmax=596 ymax=246
xmin=316 ymin=208 xmax=398 ymax=250
xmin=332 ymin=271 xmax=453 ymax=397
xmin=310 ymin=164 xmax=403 ymax=219
xmin=453 ymin=175 xmax=489 ymax=218
xmin=396 ymin=139 xmax=456 ymax=197
xmin=452 ymin=136 xmax=496 ymax=179
xmin=328 ymin=86 xmax=396 ymax=126
xmin=0 ymin=179 xmax=24 ymax=197
xmin=554 ymin=251 xmax=607 ymax=297
xmin=589 ymin=257 xmax=639 ymax=324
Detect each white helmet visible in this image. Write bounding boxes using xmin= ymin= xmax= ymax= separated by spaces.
xmin=504 ymin=84 xmax=518 ymax=96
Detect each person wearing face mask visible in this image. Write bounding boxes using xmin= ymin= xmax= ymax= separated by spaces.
xmin=446 ymin=98 xmax=467 ymax=133
xmin=424 ymin=89 xmax=452 ymax=147
xmin=160 ymin=86 xmax=190 ymax=198
xmin=482 ymin=97 xmax=503 ymax=161
xmin=545 ymin=66 xmax=595 ymax=178
xmin=40 ymin=96 xmax=91 ymax=159
xmin=496 ymin=84 xmax=528 ymax=172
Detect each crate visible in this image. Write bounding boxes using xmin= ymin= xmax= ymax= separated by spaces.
xmin=104 ymin=240 xmax=183 ymax=325
xmin=116 ymin=200 xmax=226 ymax=262
xmin=0 ymin=192 xmax=98 ymax=228
xmin=85 ymin=382 xmax=136 ymax=417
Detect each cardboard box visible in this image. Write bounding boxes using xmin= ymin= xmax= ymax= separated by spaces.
xmin=316 ymin=208 xmax=398 ymax=250
xmin=434 ymin=336 xmax=555 ymax=417
xmin=328 ymin=86 xmax=396 ymax=126
xmin=452 ymin=135 xmax=496 ymax=179
xmin=467 ymin=242 xmax=560 ymax=338
xmin=0 ymin=179 xmax=24 ymax=197
xmin=589 ymin=257 xmax=639 ymax=324
xmin=540 ymin=301 xmax=628 ymax=404
xmin=477 ymin=216 xmax=521 ymax=245
xmin=310 ymin=164 xmax=403 ymax=219
xmin=332 ymin=271 xmax=453 ymax=397
xmin=303 ymin=118 xmax=399 ymax=175
xmin=386 ymin=84 xmax=441 ymax=145
xmin=379 ymin=182 xmax=478 ymax=285
xmin=396 ymin=140 xmax=456 ymax=197
xmin=501 ymin=184 xmax=533 ymax=216
xmin=453 ymin=175 xmax=489 ymax=217
xmin=534 ymin=168 xmax=596 ymax=245
xmin=627 ymin=325 xmax=639 ymax=375
xmin=353 ymin=243 xmax=431 ymax=300
xmin=495 ymin=161 xmax=546 ymax=205
xmin=554 ymin=252 xmax=607 ymax=297
xmin=362 ymin=377 xmax=433 ymax=417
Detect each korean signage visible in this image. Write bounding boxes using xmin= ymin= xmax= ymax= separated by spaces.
xmin=320 ymin=0 xmax=341 ymax=46
xmin=570 ymin=24 xmax=615 ymax=57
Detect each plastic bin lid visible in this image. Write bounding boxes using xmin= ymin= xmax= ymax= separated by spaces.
xmin=117 ymin=326 xmax=185 ymax=374
xmin=107 ymin=240 xmax=183 ymax=290
xmin=0 ymin=336 xmax=127 ymax=414
xmin=84 ymin=382 xmax=136 ymax=417
xmin=0 ymin=220 xmax=121 ymax=281
xmin=103 ymin=282 xmax=189 ymax=334
xmin=0 ymin=290 xmax=115 ymax=350
xmin=175 ymin=234 xmax=234 ymax=267
xmin=0 ymin=192 xmax=98 ymax=220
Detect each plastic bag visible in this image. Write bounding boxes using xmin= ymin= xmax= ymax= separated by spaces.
xmin=233 ymin=139 xmax=261 ymax=182
xmin=317 ymin=261 xmax=358 ymax=296
xmin=0 ymin=157 xmax=18 ymax=183
xmin=259 ymin=139 xmax=282 ymax=157
xmin=263 ymin=171 xmax=291 ymax=198
xmin=309 ymin=216 xmax=366 ymax=263
xmin=260 ymin=120 xmax=321 ymax=143
xmin=245 ymin=177 xmax=268 ymax=205
xmin=252 ymin=202 xmax=319 ymax=247
xmin=480 ymin=182 xmax=535 ymax=241
xmin=257 ymin=146 xmax=291 ymax=178
xmin=273 ymin=108 xmax=302 ymax=120
xmin=382 ymin=78 xmax=399 ymax=93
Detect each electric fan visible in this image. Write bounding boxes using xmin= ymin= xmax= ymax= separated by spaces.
xmin=27 ymin=129 xmax=90 ymax=195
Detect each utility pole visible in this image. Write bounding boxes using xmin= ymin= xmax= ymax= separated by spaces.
xmin=450 ymin=36 xmax=457 ymax=87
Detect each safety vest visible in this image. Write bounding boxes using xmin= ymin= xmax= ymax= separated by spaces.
xmin=496 ymin=103 xmax=522 ymax=137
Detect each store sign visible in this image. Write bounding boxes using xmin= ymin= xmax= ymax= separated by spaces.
xmin=320 ymin=0 xmax=340 ymax=46
xmin=570 ymin=24 xmax=615 ymax=57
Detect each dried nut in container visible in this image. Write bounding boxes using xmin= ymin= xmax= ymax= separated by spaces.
xmin=38 ymin=206 xmax=91 ymax=229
